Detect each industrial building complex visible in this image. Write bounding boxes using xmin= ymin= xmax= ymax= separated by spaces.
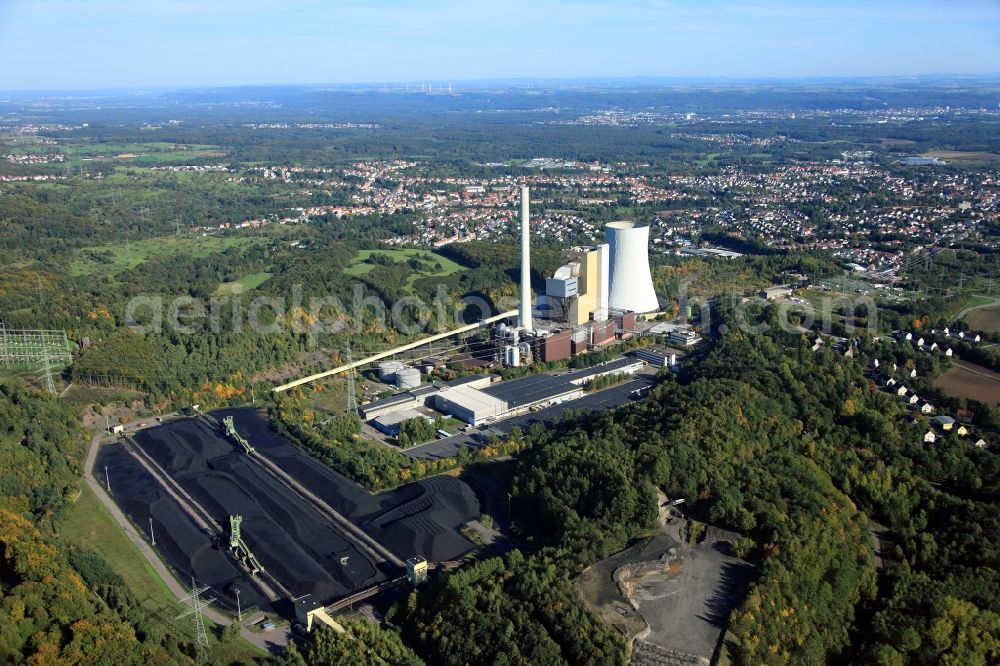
xmin=87 ymin=184 xmax=690 ymax=641
xmin=362 ymin=357 xmax=644 ymax=426
xmin=273 ymin=186 xmax=673 ymax=395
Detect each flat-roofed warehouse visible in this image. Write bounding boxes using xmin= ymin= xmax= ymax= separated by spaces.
xmin=359 ymin=375 xmax=491 ymax=420
xmin=633 ymin=346 xmax=684 ymax=369
xmin=438 ymin=357 xmax=643 ymax=425
xmin=359 ymin=386 xmax=438 ymax=420
xmin=372 ymin=408 xmax=430 ymax=436
xmin=366 ymin=357 xmax=643 ymax=427
xmin=434 ymin=384 xmax=508 ymax=426
xmin=481 ymin=373 xmax=583 ymax=409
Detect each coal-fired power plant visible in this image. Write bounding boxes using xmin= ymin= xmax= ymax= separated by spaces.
xmin=605 ymin=221 xmax=659 ymax=314
xmin=504 ymin=191 xmax=659 ymax=369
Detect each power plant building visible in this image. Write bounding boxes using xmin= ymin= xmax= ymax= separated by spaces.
xmin=540 ymin=244 xmax=610 ymax=326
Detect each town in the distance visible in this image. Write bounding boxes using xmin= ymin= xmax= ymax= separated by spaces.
xmin=2 ymin=60 xmax=999 ymax=666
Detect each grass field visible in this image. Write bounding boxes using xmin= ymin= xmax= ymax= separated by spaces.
xmin=214 ymin=271 xmax=273 ymax=296
xmin=436 ymin=416 xmax=465 ymax=434
xmin=63 ymin=384 xmax=146 ymax=408
xmin=344 ymin=248 xmax=467 ymax=289
xmin=962 ymin=295 xmax=996 ymax=311
xmin=71 ymin=235 xmax=261 ymax=276
xmin=934 ymin=362 xmax=1000 ymax=406
xmin=964 ymin=303 xmax=1000 ymax=335
xmin=924 ymin=150 xmax=1000 ymax=162
xmin=62 ymin=484 xmax=181 ymax=615
xmin=58 ymin=141 xmax=226 ymax=165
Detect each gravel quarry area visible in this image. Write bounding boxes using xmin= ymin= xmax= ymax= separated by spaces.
xmin=122 ymin=407 xmax=480 ymax=606
xmin=576 ymin=524 xmax=753 ymax=665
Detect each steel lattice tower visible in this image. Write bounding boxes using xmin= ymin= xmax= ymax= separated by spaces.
xmin=176 ymin=578 xmax=214 ymax=650
xmin=40 ymin=349 xmax=55 ymax=394
xmin=345 ymin=344 xmax=358 ymax=414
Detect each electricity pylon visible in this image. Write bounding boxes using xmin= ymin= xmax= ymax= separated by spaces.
xmin=40 ymin=349 xmax=56 ymax=394
xmin=176 ymin=578 xmax=214 ymax=650
xmin=345 ymin=344 xmax=358 ymax=414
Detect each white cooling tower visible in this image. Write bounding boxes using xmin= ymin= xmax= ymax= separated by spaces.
xmin=605 ymin=221 xmax=658 ymax=314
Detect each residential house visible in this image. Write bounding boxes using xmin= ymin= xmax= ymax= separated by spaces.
xmin=933 ymin=415 xmax=956 ymax=431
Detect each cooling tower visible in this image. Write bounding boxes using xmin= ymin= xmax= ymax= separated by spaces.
xmin=605 ymin=221 xmax=658 ymax=314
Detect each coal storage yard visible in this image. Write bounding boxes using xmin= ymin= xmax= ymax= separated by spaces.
xmin=97 ymin=443 xmax=269 ymax=612
xmin=212 ymin=407 xmax=481 ymax=563
xmin=112 ymin=407 xmax=479 ymax=607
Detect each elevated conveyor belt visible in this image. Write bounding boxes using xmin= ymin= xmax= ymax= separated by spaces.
xmin=273 ymin=310 xmax=517 ymax=393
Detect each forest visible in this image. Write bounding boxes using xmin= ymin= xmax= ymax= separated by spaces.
xmin=505 ymin=304 xmax=998 ymax=664
xmin=0 ymin=380 xmax=260 ymax=664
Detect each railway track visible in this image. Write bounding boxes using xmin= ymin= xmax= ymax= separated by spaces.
xmin=121 ymin=435 xmax=221 ymax=534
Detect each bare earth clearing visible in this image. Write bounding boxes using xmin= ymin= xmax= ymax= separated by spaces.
xmin=925 ymin=150 xmax=1000 ymax=162
xmin=935 ymin=361 xmax=1000 ymax=406
xmin=576 ymin=504 xmax=752 ymax=665
xmin=964 ymin=303 xmax=1000 ymax=335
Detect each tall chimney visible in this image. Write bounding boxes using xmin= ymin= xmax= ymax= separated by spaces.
xmin=519 ymin=185 xmax=533 ymax=332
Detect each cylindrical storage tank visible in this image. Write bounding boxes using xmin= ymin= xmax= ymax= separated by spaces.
xmin=505 ymin=345 xmax=520 ymax=367
xmin=395 ymin=367 xmax=421 ymax=390
xmin=605 ymin=221 xmax=659 ymax=313
xmin=379 ymin=360 xmax=404 ymax=382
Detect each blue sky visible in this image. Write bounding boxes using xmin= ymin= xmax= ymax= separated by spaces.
xmin=1 ymin=0 xmax=998 ymax=90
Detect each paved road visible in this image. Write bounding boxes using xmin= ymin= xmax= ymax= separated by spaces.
xmin=955 ymin=294 xmax=1000 ymax=321
xmin=83 ymin=432 xmax=290 ymax=653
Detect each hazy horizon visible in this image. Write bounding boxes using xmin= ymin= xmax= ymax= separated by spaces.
xmin=4 ymin=72 xmax=1000 ymax=97
xmin=2 ymin=0 xmax=999 ymax=91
